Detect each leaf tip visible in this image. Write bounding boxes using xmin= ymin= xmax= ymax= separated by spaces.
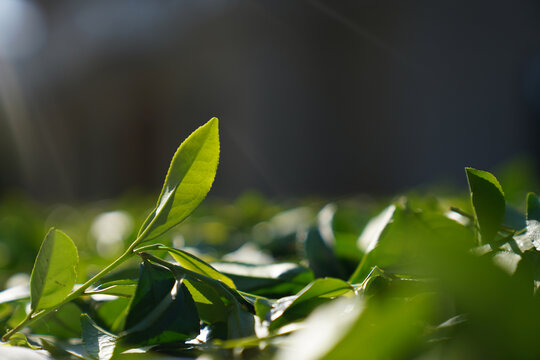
xmin=464 ymin=167 xmax=504 ymax=195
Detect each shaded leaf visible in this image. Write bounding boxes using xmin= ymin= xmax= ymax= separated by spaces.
xmin=123 ymin=262 xmax=175 ymax=330
xmin=81 ymin=314 xmax=117 ymax=360
xmin=227 ymin=305 xmax=256 ymax=340
xmin=144 ymin=256 xmax=256 ymax=339
xmin=465 ymin=168 xmax=506 ymax=244
xmin=40 ymin=338 xmax=86 ymax=359
xmin=96 ymin=297 xmax=131 ymax=333
xmin=303 ymin=227 xmax=344 ymax=279
xmin=350 ymin=204 xmax=475 ymax=283
xmin=5 ymin=332 xmax=41 ymax=350
xmin=122 ymin=261 xmax=200 ymax=346
xmin=183 ymin=277 xmax=229 ymax=324
xmin=356 ymin=204 xmax=396 ymax=254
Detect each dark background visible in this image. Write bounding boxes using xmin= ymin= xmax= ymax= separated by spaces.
xmin=1 ymin=0 xmax=540 ymax=200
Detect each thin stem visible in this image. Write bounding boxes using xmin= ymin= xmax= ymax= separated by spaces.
xmin=2 ymin=240 xmax=141 ymax=341
xmin=2 ymin=311 xmax=33 ymax=341
xmin=449 ymin=207 xmax=474 ymax=220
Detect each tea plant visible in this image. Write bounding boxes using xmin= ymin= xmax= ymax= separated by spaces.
xmin=2 ymin=118 xmax=540 ymax=359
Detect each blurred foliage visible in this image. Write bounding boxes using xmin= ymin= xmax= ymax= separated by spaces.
xmin=1 ymin=160 xmax=540 ymax=359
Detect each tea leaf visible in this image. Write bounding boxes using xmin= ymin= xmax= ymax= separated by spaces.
xmin=122 ymin=261 xmax=200 ymax=346
xmin=30 ymin=229 xmax=79 ymax=311
xmin=161 ymin=245 xmax=236 ymax=289
xmin=270 ymin=278 xmax=352 ymax=330
xmin=137 ymin=118 xmax=219 ymax=243
xmin=303 ymin=228 xmax=344 ymax=279
xmin=465 ymin=168 xmax=505 ymax=244
xmin=183 ymin=277 xmax=229 ymax=324
xmin=211 ymin=261 xmax=313 ymax=296
xmin=81 ymin=314 xmax=117 ymax=360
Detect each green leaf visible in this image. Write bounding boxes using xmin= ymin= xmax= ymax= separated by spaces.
xmin=30 ymin=229 xmax=79 ymax=311
xmin=269 ymin=278 xmax=353 ymax=330
xmin=81 ymin=314 xmax=117 ymax=360
xmin=5 ymin=332 xmax=40 ymax=350
xmin=40 ymin=338 xmax=87 ymax=359
xmin=303 ymin=227 xmax=344 ymax=279
xmin=254 ymin=297 xmax=273 ymax=321
xmin=274 ymin=296 xmax=363 ymax=360
xmin=160 ymin=245 xmax=236 ymax=289
xmin=350 ymin=204 xmax=475 ymax=283
xmin=144 ymin=256 xmax=256 ymax=339
xmin=122 ymin=261 xmax=200 ymax=346
xmin=137 ymin=118 xmax=220 ymax=243
xmin=277 ymin=295 xmax=431 ymax=360
xmin=211 ymin=261 xmax=313 ymax=297
xmin=183 ymin=277 xmax=229 ymax=324
xmin=30 ymin=302 xmax=82 ymax=339
xmin=123 ymin=260 xmax=178 ymax=330
xmin=465 ymin=168 xmax=506 ymax=244
xmin=356 ymin=266 xmax=389 ymax=295
xmin=95 ymin=297 xmax=131 ymax=333
xmin=183 ymin=275 xmax=256 ymax=339
xmin=227 ymin=305 xmax=256 ymax=340
xmin=350 ymin=204 xmax=396 ymax=283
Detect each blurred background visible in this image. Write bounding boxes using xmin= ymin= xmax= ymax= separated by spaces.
xmin=1 ymin=0 xmax=540 ymax=201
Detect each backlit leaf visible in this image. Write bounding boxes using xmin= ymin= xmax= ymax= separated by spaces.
xmin=30 ymin=229 xmax=78 ymax=311
xmin=137 ymin=118 xmax=220 ymax=243
xmin=160 ymin=245 xmax=236 ymax=289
